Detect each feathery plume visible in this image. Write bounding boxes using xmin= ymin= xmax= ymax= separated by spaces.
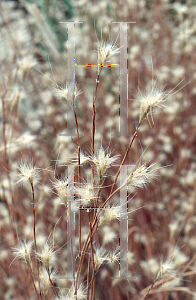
xmin=127 ymin=162 xmax=159 ymax=189
xmin=11 ymin=240 xmax=33 ymax=265
xmin=16 ymin=159 xmax=40 ymax=188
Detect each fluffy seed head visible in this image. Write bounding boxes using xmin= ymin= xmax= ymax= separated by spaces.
xmin=135 ymin=83 xmax=169 ymax=124
xmin=80 ymin=153 xmax=90 ymax=164
xmin=11 ymin=240 xmax=33 ymax=264
xmin=67 ymin=283 xmax=86 ymax=300
xmin=98 ymin=206 xmax=120 ymax=226
xmin=98 ymin=197 xmax=132 ymax=227
xmin=75 ymin=182 xmax=95 ymax=207
xmin=79 ymin=152 xmax=90 ymax=165
xmin=156 ymin=258 xmax=176 ymax=280
xmin=16 ymin=159 xmax=40 ymax=188
xmin=37 ymin=242 xmax=56 ymax=274
xmin=106 ymin=248 xmax=119 ymax=263
xmin=39 ymin=267 xmax=57 ymax=296
xmin=53 ymin=82 xmax=82 ymax=106
xmin=98 ymin=40 xmax=120 ymax=65
xmin=127 ymin=162 xmax=158 ymax=189
xmin=94 ymin=246 xmax=108 ymax=270
xmin=52 ymin=175 xmax=68 ymax=205
xmin=92 ymin=147 xmax=119 ymax=181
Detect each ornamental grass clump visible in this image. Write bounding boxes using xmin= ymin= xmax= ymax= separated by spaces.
xmin=10 ymin=35 xmax=187 ymax=299
xmin=3 ymin=3 xmax=192 ymax=299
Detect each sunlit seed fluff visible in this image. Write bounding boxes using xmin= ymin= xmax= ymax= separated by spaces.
xmin=127 ymin=162 xmax=158 ymax=189
xmin=94 ymin=246 xmax=108 ymax=270
xmin=39 ymin=267 xmax=57 ymax=297
xmin=53 ymin=82 xmax=82 ymax=105
xmin=135 ymin=83 xmax=169 ymax=124
xmin=36 ymin=242 xmax=56 ymax=274
xmin=75 ymin=183 xmax=95 ymax=207
xmin=52 ymin=176 xmax=68 ymax=205
xmin=79 ymin=152 xmax=90 ymax=165
xmin=16 ymin=160 xmax=40 ymax=188
xmin=156 ymin=258 xmax=176 ymax=280
xmin=67 ymin=283 xmax=86 ymax=300
xmin=98 ymin=40 xmax=121 ymax=65
xmin=53 ymin=83 xmax=68 ymax=99
xmin=98 ymin=205 xmax=121 ymax=226
xmin=92 ymin=147 xmax=119 ymax=180
xmin=106 ymin=248 xmax=119 ymax=263
xmin=11 ymin=240 xmax=33 ymax=264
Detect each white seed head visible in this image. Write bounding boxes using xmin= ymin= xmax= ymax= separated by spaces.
xmin=11 ymin=240 xmax=33 ymax=264
xmin=127 ymin=162 xmax=158 ymax=189
xmin=135 ymin=83 xmax=169 ymax=124
xmin=106 ymin=248 xmax=119 ymax=263
xmin=16 ymin=159 xmax=40 ymax=188
xmin=67 ymin=283 xmax=86 ymax=300
xmin=98 ymin=40 xmax=120 ymax=65
xmin=52 ymin=175 xmax=68 ymax=205
xmin=53 ymin=83 xmax=68 ymax=100
xmin=156 ymin=258 xmax=176 ymax=280
xmin=53 ymin=82 xmax=82 ymax=105
xmin=80 ymin=152 xmax=90 ymax=165
xmin=37 ymin=242 xmax=56 ymax=274
xmin=92 ymin=147 xmax=119 ymax=180
xmin=75 ymin=182 xmax=95 ymax=207
xmin=98 ymin=205 xmax=120 ymax=226
xmin=94 ymin=246 xmax=107 ymax=270
xmin=72 ymin=152 xmax=90 ymax=166
xmin=40 ymin=267 xmax=57 ymax=296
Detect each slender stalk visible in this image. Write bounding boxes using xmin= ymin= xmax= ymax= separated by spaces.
xmin=86 ymin=253 xmax=91 ymax=300
xmin=49 ymin=275 xmax=60 ymax=298
xmin=27 ymin=262 xmax=40 ymax=300
xmin=110 ymin=126 xmax=140 ymax=195
xmin=75 ymin=184 xmax=124 ymax=292
xmin=68 ymin=201 xmax=75 ymax=285
xmin=141 ymin=280 xmax=157 ymax=300
xmin=147 ymin=287 xmax=195 ymax=297
xmin=138 ymin=276 xmax=175 ymax=300
xmin=31 ymin=184 xmax=41 ymax=299
xmin=89 ymin=222 xmax=95 ymax=300
xmin=73 ymin=107 xmax=82 ymax=255
xmin=181 ymin=253 xmax=196 ymax=274
xmin=92 ymin=280 xmax=95 ymax=300
xmin=91 ymin=67 xmax=103 ymax=185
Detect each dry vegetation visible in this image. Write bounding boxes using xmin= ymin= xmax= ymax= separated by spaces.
xmin=0 ymin=0 xmax=196 ymax=300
